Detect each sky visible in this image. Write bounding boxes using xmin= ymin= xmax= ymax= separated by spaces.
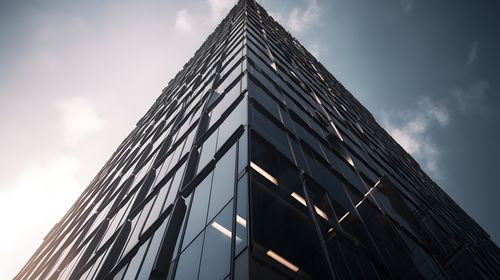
xmin=0 ymin=0 xmax=498 ymax=278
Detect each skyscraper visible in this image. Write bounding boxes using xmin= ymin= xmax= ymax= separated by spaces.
xmin=15 ymin=0 xmax=499 ymax=279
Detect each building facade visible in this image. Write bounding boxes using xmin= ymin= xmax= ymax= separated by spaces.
xmin=15 ymin=0 xmax=499 ymax=279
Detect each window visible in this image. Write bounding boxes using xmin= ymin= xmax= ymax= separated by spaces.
xmin=251 ymin=176 xmax=330 ymax=278
xmin=251 ymin=106 xmax=292 ymax=161
xmin=198 ymin=201 xmax=233 ymax=280
xmin=198 ymin=130 xmax=218 ymax=173
xmin=173 ymin=232 xmax=204 ymax=280
xmin=135 ymin=220 xmax=169 ymax=279
xmin=235 ymin=174 xmax=248 ymax=255
xmin=207 ymin=144 xmax=236 ymax=221
xmin=181 ymin=173 xmax=213 ymax=250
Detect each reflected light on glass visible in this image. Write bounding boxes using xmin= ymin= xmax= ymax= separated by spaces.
xmin=211 ymin=222 xmax=232 ymax=239
xmin=211 ymin=221 xmax=242 ymax=243
xmin=329 ymin=121 xmax=344 ymax=141
xmin=236 ymin=215 xmax=247 ymax=228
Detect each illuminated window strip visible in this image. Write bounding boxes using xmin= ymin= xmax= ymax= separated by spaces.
xmin=339 ymin=179 xmax=381 ymax=224
xmin=266 ymin=250 xmax=300 ymax=272
xmin=291 ymin=192 xmax=307 ymax=206
xmin=355 ymin=179 xmax=381 ymax=208
xmin=314 ymin=206 xmax=329 ymax=221
xmin=338 ymin=212 xmax=350 ymax=223
xmin=250 ymin=162 xmax=277 ymax=185
xmin=291 ymin=192 xmax=329 ymax=221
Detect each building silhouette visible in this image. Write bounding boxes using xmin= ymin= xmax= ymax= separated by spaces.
xmin=15 ymin=0 xmax=500 ymax=279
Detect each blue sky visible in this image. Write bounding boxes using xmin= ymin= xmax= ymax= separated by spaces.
xmin=0 ymin=0 xmax=498 ymax=278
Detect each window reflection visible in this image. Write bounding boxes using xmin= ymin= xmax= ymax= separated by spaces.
xmin=198 ymin=201 xmax=233 ymax=280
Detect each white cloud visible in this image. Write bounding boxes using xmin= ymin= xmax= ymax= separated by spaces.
xmin=208 ymin=0 xmax=235 ymax=22
xmin=0 ymin=155 xmax=82 ymax=279
xmin=56 ymin=97 xmax=104 ymax=145
xmin=418 ymin=96 xmax=449 ymax=126
xmin=467 ymin=41 xmax=479 ymax=65
xmin=382 ymin=97 xmax=449 ymax=177
xmin=452 ymin=80 xmax=489 ymax=114
xmin=307 ymin=42 xmax=327 ymax=59
xmin=175 ymin=0 xmax=234 ymax=34
xmin=175 ymin=9 xmax=194 ymax=32
xmin=287 ymin=0 xmax=320 ymax=33
xmin=268 ymin=11 xmax=285 ymax=23
xmin=266 ymin=0 xmax=320 ymax=34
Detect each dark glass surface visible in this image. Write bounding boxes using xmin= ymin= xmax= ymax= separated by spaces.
xmin=251 ymin=176 xmax=330 ymax=278
xmin=181 ymin=173 xmax=213 ymax=250
xmin=121 ymin=240 xmax=148 ymax=279
xmin=173 ymin=232 xmax=204 ymax=280
xmin=136 ymin=220 xmax=168 ymax=279
xmin=235 ymin=174 xmax=248 ymax=255
xmin=207 ymin=144 xmax=236 ymax=221
xmin=198 ymin=201 xmax=233 ymax=280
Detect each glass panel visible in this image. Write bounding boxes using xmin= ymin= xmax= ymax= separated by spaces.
xmin=99 ymin=200 xmax=132 ymax=248
xmin=198 ymin=130 xmax=218 ymax=173
xmin=112 ymin=265 xmax=127 ymax=280
xmin=237 ymin=131 xmax=248 ymax=173
xmin=216 ymin=98 xmax=247 ymax=151
xmin=235 ymin=174 xmax=248 ymax=255
xmin=251 ymin=106 xmax=292 ymax=160
xmin=173 ymin=232 xmax=204 ymax=280
xmin=122 ymin=240 xmax=148 ymax=279
xmin=251 ymin=177 xmax=329 ymax=278
xmin=141 ymin=193 xmax=163 ymax=235
xmin=136 ymin=218 xmax=169 ymax=279
xmin=207 ymin=144 xmax=236 ymax=221
xmin=121 ymin=214 xmax=143 ymax=259
xmin=162 ymin=163 xmax=186 ymax=211
xmin=306 ymin=180 xmax=338 ymax=236
xmin=181 ymin=173 xmax=213 ymax=250
xmin=249 ymin=80 xmax=280 ymax=120
xmin=198 ymin=201 xmax=233 ymax=280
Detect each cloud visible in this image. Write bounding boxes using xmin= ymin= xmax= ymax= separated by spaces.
xmin=56 ymin=97 xmax=104 ymax=145
xmin=0 ymin=155 xmax=82 ymax=279
xmin=419 ymin=96 xmax=449 ymax=126
xmin=452 ymin=80 xmax=489 ymax=114
xmin=467 ymin=41 xmax=479 ymax=65
xmin=268 ymin=0 xmax=320 ymax=34
xmin=268 ymin=11 xmax=285 ymax=23
xmin=208 ymin=0 xmax=235 ymax=22
xmin=175 ymin=0 xmax=234 ymax=33
xmin=307 ymin=42 xmax=327 ymax=59
xmin=175 ymin=9 xmax=193 ymax=32
xmin=382 ymin=97 xmax=449 ymax=177
xmin=287 ymin=0 xmax=320 ymax=33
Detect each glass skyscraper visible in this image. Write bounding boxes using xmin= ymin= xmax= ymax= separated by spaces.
xmin=15 ymin=0 xmax=499 ymax=279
